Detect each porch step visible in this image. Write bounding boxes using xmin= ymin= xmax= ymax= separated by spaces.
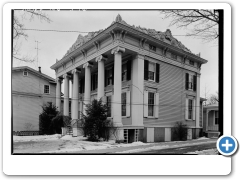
xmin=66 ymin=126 xmax=73 ymax=135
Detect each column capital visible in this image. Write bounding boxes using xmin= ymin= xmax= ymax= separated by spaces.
xmin=96 ymin=55 xmax=108 ymax=62
xmin=71 ymin=68 xmax=81 ymax=74
xmin=111 ymin=46 xmax=125 ymax=54
xmin=135 ymin=54 xmax=145 ymax=60
xmin=63 ymin=74 xmax=71 ymax=79
xmin=83 ymin=62 xmax=93 ymax=69
xmin=57 ymin=77 xmax=63 ymax=82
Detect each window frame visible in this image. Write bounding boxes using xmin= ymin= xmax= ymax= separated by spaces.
xmin=122 ymin=63 xmax=127 ymax=82
xmin=188 ymin=99 xmax=193 ymax=120
xmin=106 ymin=67 xmax=113 ymax=86
xmin=121 ymin=92 xmax=127 ymax=117
xmin=214 ymin=111 xmax=219 ymax=125
xmin=148 ymin=62 xmax=155 ymax=82
xmin=189 ymin=60 xmax=194 ymax=66
xmin=188 ymin=74 xmax=194 ymax=90
xmin=106 ymin=96 xmax=112 ymax=117
xmin=44 ymin=85 xmax=50 ymax=94
xmin=149 ymin=44 xmax=156 ymax=52
xmin=23 ymin=71 xmax=28 ymax=76
xmin=148 ymin=92 xmax=155 ymax=117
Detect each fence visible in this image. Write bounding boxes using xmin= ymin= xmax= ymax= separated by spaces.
xmin=13 ymin=131 xmax=41 ymax=136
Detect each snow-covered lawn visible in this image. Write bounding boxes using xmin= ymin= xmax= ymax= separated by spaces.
xmin=185 ymin=149 xmax=218 ymax=155
xmin=13 ymin=134 xmax=216 ymax=154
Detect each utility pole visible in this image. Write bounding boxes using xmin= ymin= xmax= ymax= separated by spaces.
xmin=35 ymin=40 xmax=40 ymax=67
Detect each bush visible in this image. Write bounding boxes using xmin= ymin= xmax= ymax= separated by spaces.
xmin=39 ymin=102 xmax=59 ymax=135
xmin=81 ymin=99 xmax=112 ymax=142
xmin=51 ymin=115 xmax=72 ymax=134
xmin=172 ymin=122 xmax=188 ymax=141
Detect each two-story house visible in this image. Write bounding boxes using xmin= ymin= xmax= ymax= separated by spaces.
xmin=50 ymin=14 xmax=208 ymax=143
xmin=12 ymin=66 xmax=57 ymax=133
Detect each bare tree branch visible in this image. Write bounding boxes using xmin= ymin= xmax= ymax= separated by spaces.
xmin=160 ymin=9 xmax=219 ymax=43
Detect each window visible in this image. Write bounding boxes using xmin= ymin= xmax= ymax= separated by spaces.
xmin=23 ymin=71 xmax=28 ymax=76
xmin=149 ymin=44 xmax=156 ymax=51
xmin=106 ymin=67 xmax=113 ymax=86
xmin=107 ymin=96 xmax=111 ymax=117
xmin=148 ymin=92 xmax=154 ymax=116
xmin=144 ymin=60 xmax=160 ymax=83
xmin=189 ymin=60 xmax=194 ymax=66
xmin=122 ymin=63 xmax=127 ymax=81
xmin=171 ymin=53 xmax=177 ymax=60
xmin=188 ymin=99 xmax=193 ymax=119
xmin=148 ymin=62 xmax=155 ymax=81
xmin=185 ymin=73 xmax=197 ymax=91
xmin=122 ymin=93 xmax=126 ymax=116
xmin=44 ymin=85 xmax=50 ymax=94
xmin=91 ymin=74 xmax=98 ymax=91
xmin=215 ymin=111 xmax=219 ymax=125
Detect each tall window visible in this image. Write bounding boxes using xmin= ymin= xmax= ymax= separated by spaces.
xmin=107 ymin=96 xmax=111 ymax=117
xmin=148 ymin=92 xmax=154 ymax=116
xmin=148 ymin=62 xmax=155 ymax=81
xmin=106 ymin=68 xmax=113 ymax=86
xmin=188 ymin=75 xmax=193 ymax=90
xmin=122 ymin=93 xmax=126 ymax=116
xmin=122 ymin=63 xmax=127 ymax=81
xmin=188 ymin=99 xmax=193 ymax=119
xmin=215 ymin=111 xmax=219 ymax=125
xmin=44 ymin=85 xmax=50 ymax=94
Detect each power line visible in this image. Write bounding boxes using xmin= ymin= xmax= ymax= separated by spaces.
xmin=21 ymin=28 xmax=197 ymax=37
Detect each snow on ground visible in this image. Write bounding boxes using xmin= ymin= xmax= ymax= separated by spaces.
xmin=13 ymin=134 xmax=216 ymax=153
xmin=13 ymin=134 xmax=62 ymax=142
xmin=185 ymin=149 xmax=218 ymax=155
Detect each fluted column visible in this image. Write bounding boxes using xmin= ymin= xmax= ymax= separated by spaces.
xmin=111 ymin=47 xmax=125 ymax=126
xmin=96 ymin=55 xmax=107 ymax=100
xmin=83 ymin=62 xmax=93 ymax=112
xmin=63 ymin=74 xmax=70 ymax=116
xmin=72 ymin=69 xmax=80 ymax=120
xmin=56 ymin=78 xmax=62 ymax=112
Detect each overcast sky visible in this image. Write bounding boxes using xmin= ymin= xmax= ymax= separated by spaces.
xmin=13 ymin=10 xmax=218 ymax=98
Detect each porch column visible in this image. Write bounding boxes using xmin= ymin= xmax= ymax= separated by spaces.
xmin=111 ymin=47 xmax=125 ymax=141
xmin=83 ymin=62 xmax=93 ymax=113
xmin=71 ymin=69 xmax=80 ymax=120
xmin=56 ymin=77 xmax=62 ymax=112
xmin=206 ymin=110 xmax=209 ymax=131
xmin=63 ymin=74 xmax=70 ymax=116
xmin=195 ymin=74 xmax=200 ymax=127
xmin=96 ymin=55 xmax=107 ymax=100
xmin=132 ymin=54 xmax=144 ymax=126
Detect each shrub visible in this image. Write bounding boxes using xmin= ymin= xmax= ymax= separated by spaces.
xmin=51 ymin=115 xmax=72 ymax=134
xmin=39 ymin=102 xmax=59 ymax=135
xmin=172 ymin=122 xmax=188 ymax=141
xmin=81 ymin=99 xmax=112 ymax=142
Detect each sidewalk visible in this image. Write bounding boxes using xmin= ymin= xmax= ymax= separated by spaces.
xmin=67 ymin=138 xmax=217 ymax=154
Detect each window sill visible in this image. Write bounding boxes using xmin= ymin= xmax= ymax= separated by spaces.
xmin=145 ymin=116 xmax=157 ymax=119
xmin=44 ymin=93 xmax=50 ymax=95
xmin=185 ymin=119 xmax=195 ymax=121
xmin=122 ymin=116 xmax=130 ymax=118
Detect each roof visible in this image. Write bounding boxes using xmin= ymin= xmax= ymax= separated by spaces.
xmin=12 ymin=66 xmax=56 ymax=83
xmin=62 ymin=14 xmax=197 ymax=59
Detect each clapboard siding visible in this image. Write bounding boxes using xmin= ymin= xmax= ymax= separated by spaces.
xmin=12 ymin=69 xmax=57 ymax=131
xmin=144 ymin=57 xmax=197 ymax=127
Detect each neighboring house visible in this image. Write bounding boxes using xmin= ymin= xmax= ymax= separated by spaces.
xmin=12 ymin=66 xmax=57 ymax=132
xmin=203 ymin=103 xmax=219 ymax=138
xmin=50 ymin=14 xmax=208 ymax=143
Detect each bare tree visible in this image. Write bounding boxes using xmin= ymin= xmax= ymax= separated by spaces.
xmin=208 ymin=91 xmax=219 ymax=105
xmin=24 ymin=123 xmax=34 ymax=131
xmin=13 ymin=10 xmax=51 ymax=62
xmin=160 ymin=10 xmax=219 ymax=43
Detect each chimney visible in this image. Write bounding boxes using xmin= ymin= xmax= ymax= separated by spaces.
xmin=38 ymin=66 xmax=41 ymax=73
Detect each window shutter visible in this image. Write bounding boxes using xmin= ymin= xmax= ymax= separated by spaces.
xmin=154 ymin=93 xmax=159 ymax=118
xmin=185 ymin=73 xmax=189 ymax=90
xmin=193 ymin=99 xmax=196 ymax=120
xmin=156 ymin=63 xmax=160 ymax=83
xmin=111 ymin=95 xmax=114 ymax=118
xmin=185 ymin=98 xmax=188 ymax=119
xmin=144 ymin=60 xmax=149 ymax=80
xmin=126 ymin=91 xmax=131 ymax=117
xmin=91 ymin=74 xmax=93 ymax=91
xmin=127 ymin=60 xmax=131 ymax=81
xmin=144 ymin=91 xmax=148 ymax=117
xmin=193 ymin=75 xmax=197 ymax=91
xmin=112 ymin=66 xmax=114 ymax=85
xmin=105 ymin=69 xmax=108 ymax=87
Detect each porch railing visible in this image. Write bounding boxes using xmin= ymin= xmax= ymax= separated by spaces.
xmin=207 ymin=125 xmax=219 ymax=131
